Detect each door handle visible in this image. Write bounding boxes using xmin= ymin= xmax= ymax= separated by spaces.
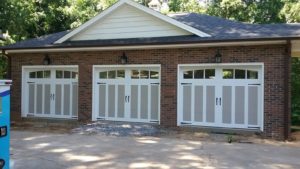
xmin=128 ymin=96 xmax=130 ymax=102
xmin=216 ymin=98 xmax=218 ymax=106
xmin=125 ymin=96 xmax=127 ymax=102
xmin=52 ymin=94 xmax=55 ymax=100
xmin=219 ymin=98 xmax=222 ymax=106
xmin=50 ymin=94 xmax=53 ymax=100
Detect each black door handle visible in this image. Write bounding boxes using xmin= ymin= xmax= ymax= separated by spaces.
xmin=125 ymin=96 xmax=127 ymax=102
xmin=128 ymin=96 xmax=130 ymax=102
xmin=216 ymin=98 xmax=218 ymax=105
xmin=219 ymin=98 xmax=222 ymax=106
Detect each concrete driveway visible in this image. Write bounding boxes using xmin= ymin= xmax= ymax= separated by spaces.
xmin=10 ymin=131 xmax=300 ymax=169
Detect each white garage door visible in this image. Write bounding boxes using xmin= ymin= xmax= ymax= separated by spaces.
xmin=22 ymin=66 xmax=78 ymax=119
xmin=93 ymin=65 xmax=160 ymax=123
xmin=178 ymin=64 xmax=263 ymax=130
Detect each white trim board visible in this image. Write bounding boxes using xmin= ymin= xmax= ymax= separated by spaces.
xmin=92 ymin=64 xmax=161 ymax=123
xmin=177 ymin=63 xmax=264 ymax=131
xmin=6 ymin=40 xmax=287 ymax=54
xmin=21 ymin=65 xmax=79 ymax=119
xmin=54 ymin=0 xmax=210 ymax=43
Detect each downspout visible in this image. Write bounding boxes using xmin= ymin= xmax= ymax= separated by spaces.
xmin=285 ymin=40 xmax=292 ymax=140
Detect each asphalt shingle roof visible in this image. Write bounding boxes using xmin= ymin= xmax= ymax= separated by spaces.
xmin=2 ymin=13 xmax=300 ymax=50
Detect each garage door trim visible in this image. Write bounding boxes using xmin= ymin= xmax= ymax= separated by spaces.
xmin=21 ymin=65 xmax=79 ymax=119
xmin=92 ymin=64 xmax=161 ymax=123
xmin=177 ymin=63 xmax=264 ymax=131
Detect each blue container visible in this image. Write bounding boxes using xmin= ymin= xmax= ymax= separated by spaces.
xmin=0 ymin=80 xmax=12 ymax=169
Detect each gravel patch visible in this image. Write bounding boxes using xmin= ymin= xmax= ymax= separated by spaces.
xmin=71 ymin=121 xmax=161 ymax=137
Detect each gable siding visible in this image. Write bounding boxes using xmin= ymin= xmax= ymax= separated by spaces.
xmin=292 ymin=40 xmax=300 ymax=57
xmin=71 ymin=4 xmax=192 ymax=40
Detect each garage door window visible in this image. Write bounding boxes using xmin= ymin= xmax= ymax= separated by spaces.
xmin=108 ymin=71 xmax=116 ymax=79
xmin=223 ymin=69 xmax=233 ymax=79
xmin=183 ymin=69 xmax=215 ymax=79
xmin=194 ymin=70 xmax=204 ymax=79
xmin=29 ymin=70 xmax=51 ymax=79
xmin=99 ymin=70 xmax=125 ymax=79
xmin=117 ymin=70 xmax=125 ymax=79
xmin=150 ymin=71 xmax=159 ymax=79
xmin=56 ymin=70 xmax=78 ymax=79
xmin=247 ymin=70 xmax=258 ymax=79
xmin=222 ymin=69 xmax=257 ymax=79
xmin=131 ymin=69 xmax=160 ymax=79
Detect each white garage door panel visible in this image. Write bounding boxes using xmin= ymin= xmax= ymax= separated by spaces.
xmin=22 ymin=66 xmax=78 ymax=119
xmin=93 ymin=66 xmax=160 ymax=123
xmin=194 ymin=85 xmax=203 ymax=122
xmin=178 ymin=64 xmax=263 ymax=130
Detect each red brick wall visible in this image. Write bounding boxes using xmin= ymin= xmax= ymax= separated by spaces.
xmin=9 ymin=44 xmax=290 ymax=140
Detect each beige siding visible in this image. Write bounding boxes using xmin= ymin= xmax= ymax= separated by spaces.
xmin=292 ymin=40 xmax=300 ymax=57
xmin=71 ymin=4 xmax=192 ymax=40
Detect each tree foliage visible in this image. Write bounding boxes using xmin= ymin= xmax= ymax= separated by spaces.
xmin=206 ymin=0 xmax=250 ymax=22
xmin=169 ymin=0 xmax=205 ymax=13
xmin=292 ymin=58 xmax=300 ymax=125
xmin=280 ymin=1 xmax=300 ymax=23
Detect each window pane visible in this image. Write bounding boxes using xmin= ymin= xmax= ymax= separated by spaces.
xmin=194 ymin=70 xmax=204 ymax=79
xmin=64 ymin=71 xmax=71 ymax=78
xmin=72 ymin=72 xmax=78 ymax=79
xmin=150 ymin=71 xmax=159 ymax=79
xmin=37 ymin=71 xmax=43 ymax=78
xmin=183 ymin=70 xmax=193 ymax=79
xmin=56 ymin=70 xmax=63 ymax=79
xmin=131 ymin=70 xmax=139 ymax=79
xmin=247 ymin=70 xmax=258 ymax=79
xmin=205 ymin=69 xmax=215 ymax=79
xmin=223 ymin=69 xmax=233 ymax=79
xmin=117 ymin=70 xmax=125 ymax=79
xmin=108 ymin=70 xmax=116 ymax=79
xmin=44 ymin=71 xmax=51 ymax=78
xmin=99 ymin=71 xmax=107 ymax=79
xmin=235 ymin=69 xmax=246 ymax=79
xmin=140 ymin=70 xmax=149 ymax=79
xmin=29 ymin=72 xmax=36 ymax=78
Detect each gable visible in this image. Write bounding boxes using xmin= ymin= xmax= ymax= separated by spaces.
xmin=55 ymin=0 xmax=210 ymax=43
xmin=71 ymin=4 xmax=192 ymax=40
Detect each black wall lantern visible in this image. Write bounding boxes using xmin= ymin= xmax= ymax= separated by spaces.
xmin=120 ymin=52 xmax=128 ymax=64
xmin=215 ymin=49 xmax=222 ymax=63
xmin=43 ymin=54 xmax=51 ymax=65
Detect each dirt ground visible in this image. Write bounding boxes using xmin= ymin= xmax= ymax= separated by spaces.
xmin=292 ymin=131 xmax=300 ymax=140
xmin=11 ymin=122 xmax=300 ymax=147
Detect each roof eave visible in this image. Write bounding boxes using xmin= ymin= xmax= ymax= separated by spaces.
xmin=2 ymin=37 xmax=297 ymax=53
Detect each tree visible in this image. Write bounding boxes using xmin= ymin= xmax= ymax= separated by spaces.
xmin=292 ymin=58 xmax=300 ymax=125
xmin=252 ymin=0 xmax=285 ymax=24
xmin=169 ymin=0 xmax=182 ymax=12
xmin=280 ymin=1 xmax=300 ymax=23
xmin=169 ymin=0 xmax=205 ymax=13
xmin=206 ymin=0 xmax=286 ymax=24
xmin=207 ymin=0 xmax=250 ymax=22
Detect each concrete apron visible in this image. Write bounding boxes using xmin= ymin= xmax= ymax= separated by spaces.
xmin=10 ymin=131 xmax=300 ymax=169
